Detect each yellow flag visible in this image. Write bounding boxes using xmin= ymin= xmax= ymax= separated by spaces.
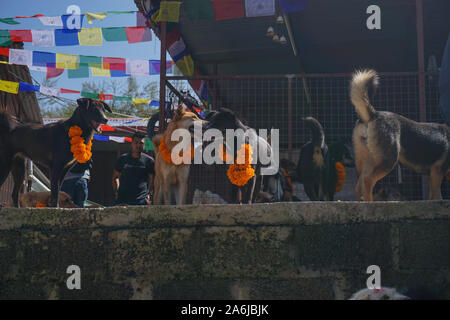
xmin=56 ymin=53 xmax=78 ymax=69
xmin=157 ymin=2 xmax=182 ymax=22
xmin=0 ymin=79 xmax=19 ymax=94
xmin=90 ymin=64 xmax=110 ymax=77
xmin=78 ymin=28 xmax=103 ymax=46
xmin=85 ymin=12 xmax=108 ymax=24
xmin=176 ymin=55 xmax=194 ymax=76
xmin=132 ymin=98 xmax=151 ymax=105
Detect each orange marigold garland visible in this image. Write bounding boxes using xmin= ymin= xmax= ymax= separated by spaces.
xmin=226 ymin=144 xmax=255 ymax=187
xmin=158 ymin=136 xmax=194 ymax=165
xmin=334 ymin=161 xmax=346 ymax=193
xmin=68 ymin=126 xmax=93 ymax=163
xmin=35 ymin=202 xmax=47 ymax=208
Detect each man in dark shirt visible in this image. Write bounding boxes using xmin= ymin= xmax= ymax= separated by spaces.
xmin=112 ymin=132 xmax=155 ymax=205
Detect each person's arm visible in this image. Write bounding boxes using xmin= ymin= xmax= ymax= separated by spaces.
xmin=112 ymin=170 xmax=120 ymax=200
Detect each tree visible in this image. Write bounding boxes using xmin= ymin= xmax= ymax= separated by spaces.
xmin=37 ymin=77 xmax=77 ymax=118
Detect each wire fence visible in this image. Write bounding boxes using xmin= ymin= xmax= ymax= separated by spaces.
xmin=169 ymin=72 xmax=449 ymax=203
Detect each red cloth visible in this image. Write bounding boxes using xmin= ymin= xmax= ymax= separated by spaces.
xmin=166 ymin=28 xmax=181 ymax=48
xmin=60 ymin=88 xmax=81 ymax=94
xmin=100 ymin=124 xmax=115 ymax=132
xmin=103 ymin=57 xmax=126 ymax=71
xmin=125 ymin=26 xmax=152 ymax=44
xmin=46 ymin=68 xmax=64 ymax=79
xmin=9 ymin=29 xmax=32 ymax=42
xmin=213 ymin=0 xmax=244 ymax=21
xmin=0 ymin=47 xmax=9 ymax=57
xmin=125 ymin=137 xmax=132 ymax=143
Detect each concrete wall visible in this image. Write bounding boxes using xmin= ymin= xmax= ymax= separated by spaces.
xmin=0 ymin=201 xmax=449 ymax=299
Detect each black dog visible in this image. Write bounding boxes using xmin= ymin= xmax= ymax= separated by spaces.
xmin=204 ymin=108 xmax=272 ymax=204
xmin=296 ymin=117 xmax=354 ymax=201
xmin=0 ymin=98 xmax=111 ymax=207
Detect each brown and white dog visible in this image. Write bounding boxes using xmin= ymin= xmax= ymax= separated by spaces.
xmin=351 ymin=69 xmax=450 ymax=201
xmin=151 ymin=105 xmax=206 ymax=205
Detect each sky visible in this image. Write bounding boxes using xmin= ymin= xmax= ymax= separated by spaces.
xmin=2 ymin=0 xmax=166 ymax=102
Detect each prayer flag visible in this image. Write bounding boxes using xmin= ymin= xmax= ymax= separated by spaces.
xmin=184 ymin=0 xmax=215 ymax=20
xmin=0 ymin=80 xmax=19 ymax=94
xmin=54 ymin=29 xmax=79 ymax=46
xmin=175 ymin=55 xmax=194 ymax=76
xmin=32 ymin=51 xmax=56 ymax=67
xmin=46 ymin=67 xmax=64 ymax=79
xmin=0 ymin=46 xmax=10 ymax=57
xmin=213 ymin=0 xmax=245 ymax=21
xmin=55 ymin=53 xmax=78 ymax=69
xmin=9 ymin=49 xmax=33 ymax=66
xmin=157 ymin=1 xmax=182 ymax=22
xmin=39 ymin=86 xmax=59 ymax=97
xmin=168 ymin=38 xmax=186 ymax=60
xmin=39 ymin=16 xmax=63 ymax=27
xmin=136 ymin=12 xmax=147 ymax=27
xmin=110 ymin=136 xmax=125 ymax=143
xmin=278 ymin=0 xmax=307 ymax=14
xmin=91 ymin=65 xmax=110 ymax=77
xmin=0 ymin=30 xmax=11 ymax=46
xmin=132 ymin=98 xmax=151 ymax=104
xmin=126 ymin=59 xmax=149 ymax=76
xmin=81 ymin=91 xmax=99 ymax=99
xmin=103 ymin=57 xmax=126 ymax=71
xmin=101 ymin=27 xmax=128 ymax=41
xmin=85 ymin=12 xmax=107 ymax=24
xmin=0 ymin=18 xmax=20 ymax=25
xmin=61 ymin=14 xmax=84 ymax=30
xmin=67 ymin=65 xmax=89 ymax=78
xmin=125 ymin=26 xmax=152 ymax=43
xmin=19 ymin=82 xmax=40 ymax=92
xmin=31 ymin=29 xmax=55 ymax=47
xmin=9 ymin=30 xmax=32 ymax=42
xmin=60 ymin=88 xmax=80 ymax=94
xmin=245 ymin=0 xmax=275 ymax=17
xmin=78 ymin=28 xmax=103 ymax=46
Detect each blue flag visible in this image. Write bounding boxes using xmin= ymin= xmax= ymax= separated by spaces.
xmin=278 ymin=0 xmax=307 ymax=13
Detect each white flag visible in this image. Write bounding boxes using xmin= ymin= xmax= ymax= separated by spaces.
xmin=38 ymin=16 xmax=63 ymax=27
xmin=126 ymin=59 xmax=149 ymax=76
xmin=39 ymin=86 xmax=60 ymax=97
xmin=32 ymin=30 xmax=55 ymax=47
xmin=168 ymin=38 xmax=186 ymax=59
xmin=110 ymin=136 xmax=125 ymax=143
xmin=245 ymin=0 xmax=275 ymax=17
xmin=28 ymin=65 xmax=47 ymax=73
xmin=9 ymin=49 xmax=33 ymax=66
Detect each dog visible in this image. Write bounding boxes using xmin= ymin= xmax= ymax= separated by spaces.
xmin=261 ymin=158 xmax=299 ymax=202
xmin=0 ymin=98 xmax=111 ymax=207
xmin=6 ymin=191 xmax=76 ymax=208
xmin=351 ymin=69 xmax=450 ymax=201
xmin=192 ymin=189 xmax=228 ymax=204
xmin=296 ymin=117 xmax=354 ymax=201
xmin=152 ymin=105 xmax=206 ymax=205
xmin=204 ymin=108 xmax=273 ymax=204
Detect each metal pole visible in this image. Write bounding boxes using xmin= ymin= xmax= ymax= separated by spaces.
xmin=159 ymin=1 xmax=167 ymax=133
xmin=416 ymin=0 xmax=428 ymax=199
xmin=288 ymin=75 xmax=293 ymax=161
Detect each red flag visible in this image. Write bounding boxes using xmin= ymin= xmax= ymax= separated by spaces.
xmin=103 ymin=57 xmax=126 ymax=71
xmin=0 ymin=47 xmax=9 ymax=57
xmin=125 ymin=137 xmax=132 ymax=143
xmin=166 ymin=28 xmax=181 ymax=48
xmin=99 ymin=93 xmax=113 ymax=101
xmin=60 ymin=88 xmax=80 ymax=94
xmin=125 ymin=26 xmax=152 ymax=43
xmin=213 ymin=0 xmax=244 ymax=21
xmin=100 ymin=124 xmax=115 ymax=132
xmin=46 ymin=68 xmax=64 ymax=79
xmin=9 ymin=30 xmax=32 ymax=42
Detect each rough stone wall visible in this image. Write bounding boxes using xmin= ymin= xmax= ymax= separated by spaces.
xmin=0 ymin=201 xmax=449 ymax=299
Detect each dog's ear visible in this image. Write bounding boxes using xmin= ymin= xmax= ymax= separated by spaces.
xmin=173 ymin=104 xmax=185 ymax=121
xmin=99 ymin=101 xmax=112 ymax=113
xmin=77 ymin=98 xmax=92 ymax=110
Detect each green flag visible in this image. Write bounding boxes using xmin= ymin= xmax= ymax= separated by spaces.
xmin=81 ymin=91 xmax=100 ymax=99
xmin=113 ymin=96 xmax=132 ymax=102
xmin=184 ymin=0 xmax=215 ymax=20
xmin=0 ymin=18 xmax=20 ymax=25
xmin=102 ymin=27 xmax=128 ymax=42
xmin=144 ymin=138 xmax=154 ymax=151
xmin=0 ymin=30 xmax=11 ymax=46
xmin=68 ymin=65 xmax=89 ymax=78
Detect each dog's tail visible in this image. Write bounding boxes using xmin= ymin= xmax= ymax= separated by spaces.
xmin=303 ymin=117 xmax=325 ymax=148
xmin=0 ymin=110 xmax=14 ymax=138
xmin=350 ymin=69 xmax=379 ymax=122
